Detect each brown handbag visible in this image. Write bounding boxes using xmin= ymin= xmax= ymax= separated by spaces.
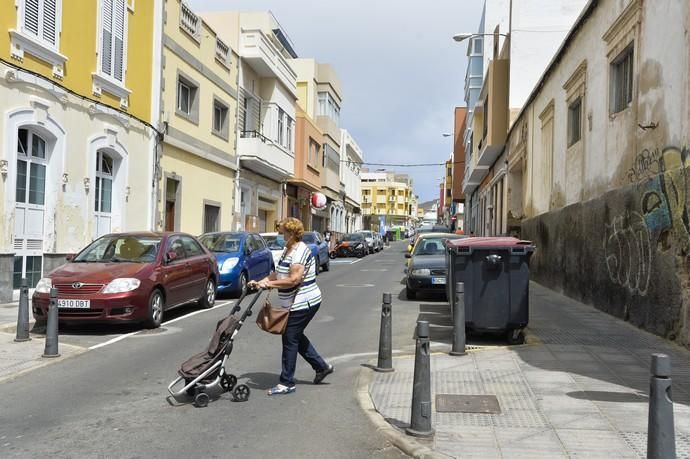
xmin=256 ymin=292 xmax=289 ymax=335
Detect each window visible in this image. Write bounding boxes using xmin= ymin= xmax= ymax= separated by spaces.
xmin=95 ymin=151 xmax=113 ymax=213
xmin=317 ymin=91 xmax=340 ymax=126
xmin=610 ymin=45 xmax=633 ymax=113
xmin=176 ymin=73 xmax=199 ymax=124
xmin=286 ymin=116 xmax=293 ymax=150
xmin=277 ymin=108 xmax=284 ymax=145
xmin=567 ymin=97 xmax=582 ymax=147
xmin=308 ymin=139 xmax=320 ymax=167
xmin=181 ymin=236 xmax=204 ymax=257
xmin=203 ymin=204 xmax=220 ymax=233
xmin=13 ymin=255 xmax=42 ymax=289
xmin=100 ymin=0 xmax=127 ymax=83
xmin=16 ymin=128 xmax=46 ymax=206
xmin=212 ymin=99 xmax=229 ymax=139
xmin=20 ymin=0 xmax=59 ymax=47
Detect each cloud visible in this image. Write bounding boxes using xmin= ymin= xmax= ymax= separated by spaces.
xmin=189 ymin=0 xmax=485 ymax=201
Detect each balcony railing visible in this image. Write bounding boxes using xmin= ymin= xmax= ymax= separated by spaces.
xmin=180 ymin=2 xmax=200 ymax=39
xmin=215 ymin=38 xmax=230 ymax=67
xmin=240 ymin=130 xmax=269 ymax=142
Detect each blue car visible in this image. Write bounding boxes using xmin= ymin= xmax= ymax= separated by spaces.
xmin=301 ymin=231 xmax=330 ymax=273
xmin=198 ymin=232 xmax=274 ymax=297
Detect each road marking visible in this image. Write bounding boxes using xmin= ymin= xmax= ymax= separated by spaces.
xmin=351 ymin=258 xmax=363 ymax=264
xmin=329 ymin=259 xmax=356 ymax=264
xmin=360 ymin=269 xmax=388 ymax=272
xmin=335 ymin=284 xmax=375 ymax=288
xmin=88 ymin=300 xmax=234 ymax=350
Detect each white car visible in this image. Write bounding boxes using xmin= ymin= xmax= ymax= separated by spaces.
xmin=260 ymin=232 xmax=286 ymax=267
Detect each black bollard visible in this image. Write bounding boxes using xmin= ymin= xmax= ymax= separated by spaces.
xmin=42 ymin=288 xmax=60 ymax=358
xmin=450 ymin=282 xmax=466 ymax=356
xmin=14 ymin=278 xmax=31 ymax=342
xmin=374 ymin=292 xmax=394 ymax=372
xmin=406 ymin=320 xmax=434 ymax=438
xmin=647 ymin=353 xmax=675 ymax=459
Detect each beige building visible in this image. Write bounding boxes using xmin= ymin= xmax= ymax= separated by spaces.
xmin=291 ymin=59 xmax=344 ymax=232
xmin=360 ymin=171 xmax=414 ymax=231
xmin=497 ymin=0 xmax=690 ymax=346
xmin=156 ymin=1 xmax=239 ymax=234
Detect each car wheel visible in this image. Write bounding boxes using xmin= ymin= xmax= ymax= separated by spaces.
xmin=236 ymin=272 xmax=248 ymax=298
xmin=199 ymin=278 xmax=216 ymax=309
xmin=406 ymin=287 xmax=417 ymax=300
xmin=145 ymin=289 xmax=164 ymax=329
xmin=315 ymin=256 xmax=321 ymax=275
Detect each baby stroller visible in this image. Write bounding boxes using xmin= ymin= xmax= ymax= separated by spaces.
xmin=167 ymin=289 xmax=263 ymax=407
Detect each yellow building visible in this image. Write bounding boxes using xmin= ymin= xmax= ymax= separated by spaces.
xmin=360 ymin=170 xmax=414 ymax=230
xmin=0 ymin=0 xmax=160 ymax=300
xmin=156 ymin=1 xmax=239 ymax=234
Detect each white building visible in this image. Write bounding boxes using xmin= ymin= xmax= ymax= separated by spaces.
xmin=203 ymin=11 xmax=298 ymax=232
xmin=340 ymin=129 xmax=363 ymax=232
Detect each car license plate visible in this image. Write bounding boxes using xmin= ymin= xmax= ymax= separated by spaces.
xmin=431 ymin=277 xmax=446 ymax=285
xmin=57 ymin=299 xmax=91 ymax=309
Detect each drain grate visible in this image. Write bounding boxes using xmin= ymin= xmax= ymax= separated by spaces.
xmin=436 ymin=394 xmax=501 ymax=414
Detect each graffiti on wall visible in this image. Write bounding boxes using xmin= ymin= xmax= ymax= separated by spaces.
xmin=604 ymin=211 xmax=652 ymax=296
xmin=606 ymin=146 xmax=690 ymax=296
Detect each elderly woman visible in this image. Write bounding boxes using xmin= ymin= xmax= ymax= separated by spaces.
xmin=249 ymin=218 xmax=333 ymax=395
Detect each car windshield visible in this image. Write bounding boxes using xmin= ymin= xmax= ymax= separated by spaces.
xmin=413 ymin=237 xmax=451 ymax=256
xmin=360 ymin=231 xmax=372 ymax=238
xmin=73 ymin=235 xmax=162 ymax=263
xmin=263 ymin=234 xmax=286 ymax=250
xmin=199 ymin=234 xmax=242 ymax=253
xmin=343 ymin=233 xmax=364 ymax=241
xmin=302 ymin=233 xmax=317 ymax=244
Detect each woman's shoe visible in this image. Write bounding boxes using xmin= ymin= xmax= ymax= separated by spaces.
xmin=314 ymin=364 xmax=334 ymax=384
xmin=267 ymin=384 xmax=296 ymax=396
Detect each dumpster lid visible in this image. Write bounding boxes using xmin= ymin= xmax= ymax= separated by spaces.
xmin=446 ymin=236 xmax=534 ymax=248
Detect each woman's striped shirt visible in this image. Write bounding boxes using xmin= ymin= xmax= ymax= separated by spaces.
xmin=276 ymin=241 xmax=322 ymax=311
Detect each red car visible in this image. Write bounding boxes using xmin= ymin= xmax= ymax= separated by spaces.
xmin=31 ymin=232 xmax=219 ymax=328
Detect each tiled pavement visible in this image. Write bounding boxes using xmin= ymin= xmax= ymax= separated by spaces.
xmin=368 ymin=282 xmax=690 ymax=458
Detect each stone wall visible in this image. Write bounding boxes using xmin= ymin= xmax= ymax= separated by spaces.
xmin=522 ymin=149 xmax=690 ymax=348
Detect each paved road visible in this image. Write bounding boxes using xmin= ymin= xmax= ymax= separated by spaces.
xmin=0 ymin=242 xmax=420 ymax=458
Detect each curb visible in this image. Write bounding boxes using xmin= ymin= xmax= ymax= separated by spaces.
xmin=355 ymin=363 xmax=454 ymax=459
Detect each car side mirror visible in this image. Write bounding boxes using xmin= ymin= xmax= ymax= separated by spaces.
xmin=166 ymin=251 xmax=178 ymax=263
xmin=404 ymin=253 xmax=411 ymax=258
xmin=65 ymin=254 xmax=75 ymax=261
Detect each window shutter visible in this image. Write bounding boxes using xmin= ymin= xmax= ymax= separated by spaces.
xmin=42 ymin=0 xmax=57 ymax=45
xmin=101 ymin=0 xmax=113 ymax=76
xmin=113 ymin=0 xmax=125 ymax=82
xmin=24 ymin=0 xmax=40 ymax=36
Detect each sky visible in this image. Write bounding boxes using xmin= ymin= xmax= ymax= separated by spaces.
xmin=189 ymin=0 xmax=485 ymax=202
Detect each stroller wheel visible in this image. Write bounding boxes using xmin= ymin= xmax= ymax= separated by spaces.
xmin=194 ymin=392 xmax=210 ymax=407
xmin=221 ymin=374 xmax=237 ymax=392
xmin=232 ymin=384 xmax=251 ymax=402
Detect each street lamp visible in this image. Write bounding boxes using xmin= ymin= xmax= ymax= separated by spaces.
xmin=442 ymin=133 xmax=452 ymax=137
xmin=452 ymin=32 xmax=509 ymax=43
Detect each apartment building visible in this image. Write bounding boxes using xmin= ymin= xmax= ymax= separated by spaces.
xmin=0 ymin=0 xmax=160 ymax=300
xmin=340 ymin=129 xmax=363 ymax=233
xmin=156 ymin=1 xmax=239 ymax=234
xmin=291 ymin=58 xmax=344 ymax=233
xmin=452 ymin=107 xmax=467 ymax=231
xmin=203 ymin=11 xmax=298 ymax=233
xmin=361 ymin=171 xmax=414 ymax=231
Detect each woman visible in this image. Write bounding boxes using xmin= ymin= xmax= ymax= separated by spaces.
xmin=249 ymin=217 xmax=333 ymax=395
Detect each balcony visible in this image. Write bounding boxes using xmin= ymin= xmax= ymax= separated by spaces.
xmin=238 ymin=130 xmax=294 ymax=181
xmin=240 ymin=29 xmax=297 ymax=95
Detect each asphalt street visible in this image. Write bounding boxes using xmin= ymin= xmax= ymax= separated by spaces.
xmin=0 ymin=241 xmax=424 ymax=458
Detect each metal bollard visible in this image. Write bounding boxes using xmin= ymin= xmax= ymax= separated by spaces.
xmin=14 ymin=278 xmax=31 ymax=342
xmin=374 ymin=292 xmax=394 ymax=372
xmin=42 ymin=288 xmax=60 ymax=358
xmin=647 ymin=353 xmax=675 ymax=459
xmin=406 ymin=320 xmax=434 ymax=438
xmin=450 ymin=282 xmax=466 ymax=356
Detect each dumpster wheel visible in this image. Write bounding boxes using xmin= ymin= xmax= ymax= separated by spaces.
xmin=506 ymin=329 xmax=525 ymax=345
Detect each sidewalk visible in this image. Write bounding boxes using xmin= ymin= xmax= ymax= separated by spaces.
xmin=363 ymin=282 xmax=690 ymax=458
xmin=0 ymin=300 xmax=84 ymax=384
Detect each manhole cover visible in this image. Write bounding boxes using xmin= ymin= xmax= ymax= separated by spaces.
xmin=436 ymin=394 xmax=501 ymax=414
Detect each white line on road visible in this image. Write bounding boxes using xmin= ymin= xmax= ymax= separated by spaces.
xmin=335 ymin=284 xmax=375 ymax=288
xmin=360 ymin=269 xmax=388 ymax=272
xmin=351 ymin=258 xmax=363 ymax=264
xmin=88 ymin=300 xmax=234 ymax=350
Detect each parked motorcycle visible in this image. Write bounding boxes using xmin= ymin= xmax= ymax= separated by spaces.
xmin=329 ymin=238 xmax=367 ymax=258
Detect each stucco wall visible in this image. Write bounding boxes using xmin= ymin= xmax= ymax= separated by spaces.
xmin=523 ymin=159 xmax=690 ymax=348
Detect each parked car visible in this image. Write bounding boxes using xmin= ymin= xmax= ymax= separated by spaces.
xmin=330 ymin=233 xmax=368 ymax=258
xmin=405 ymin=233 xmax=466 ymax=300
xmin=358 ymin=230 xmax=377 ymax=254
xmin=372 ymin=233 xmax=384 ymax=251
xmin=31 ymin=232 xmax=219 ymax=329
xmin=199 ymin=232 xmax=273 ymax=298
xmin=260 ymin=232 xmax=286 ymax=268
xmin=301 ymin=231 xmax=331 ymax=273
